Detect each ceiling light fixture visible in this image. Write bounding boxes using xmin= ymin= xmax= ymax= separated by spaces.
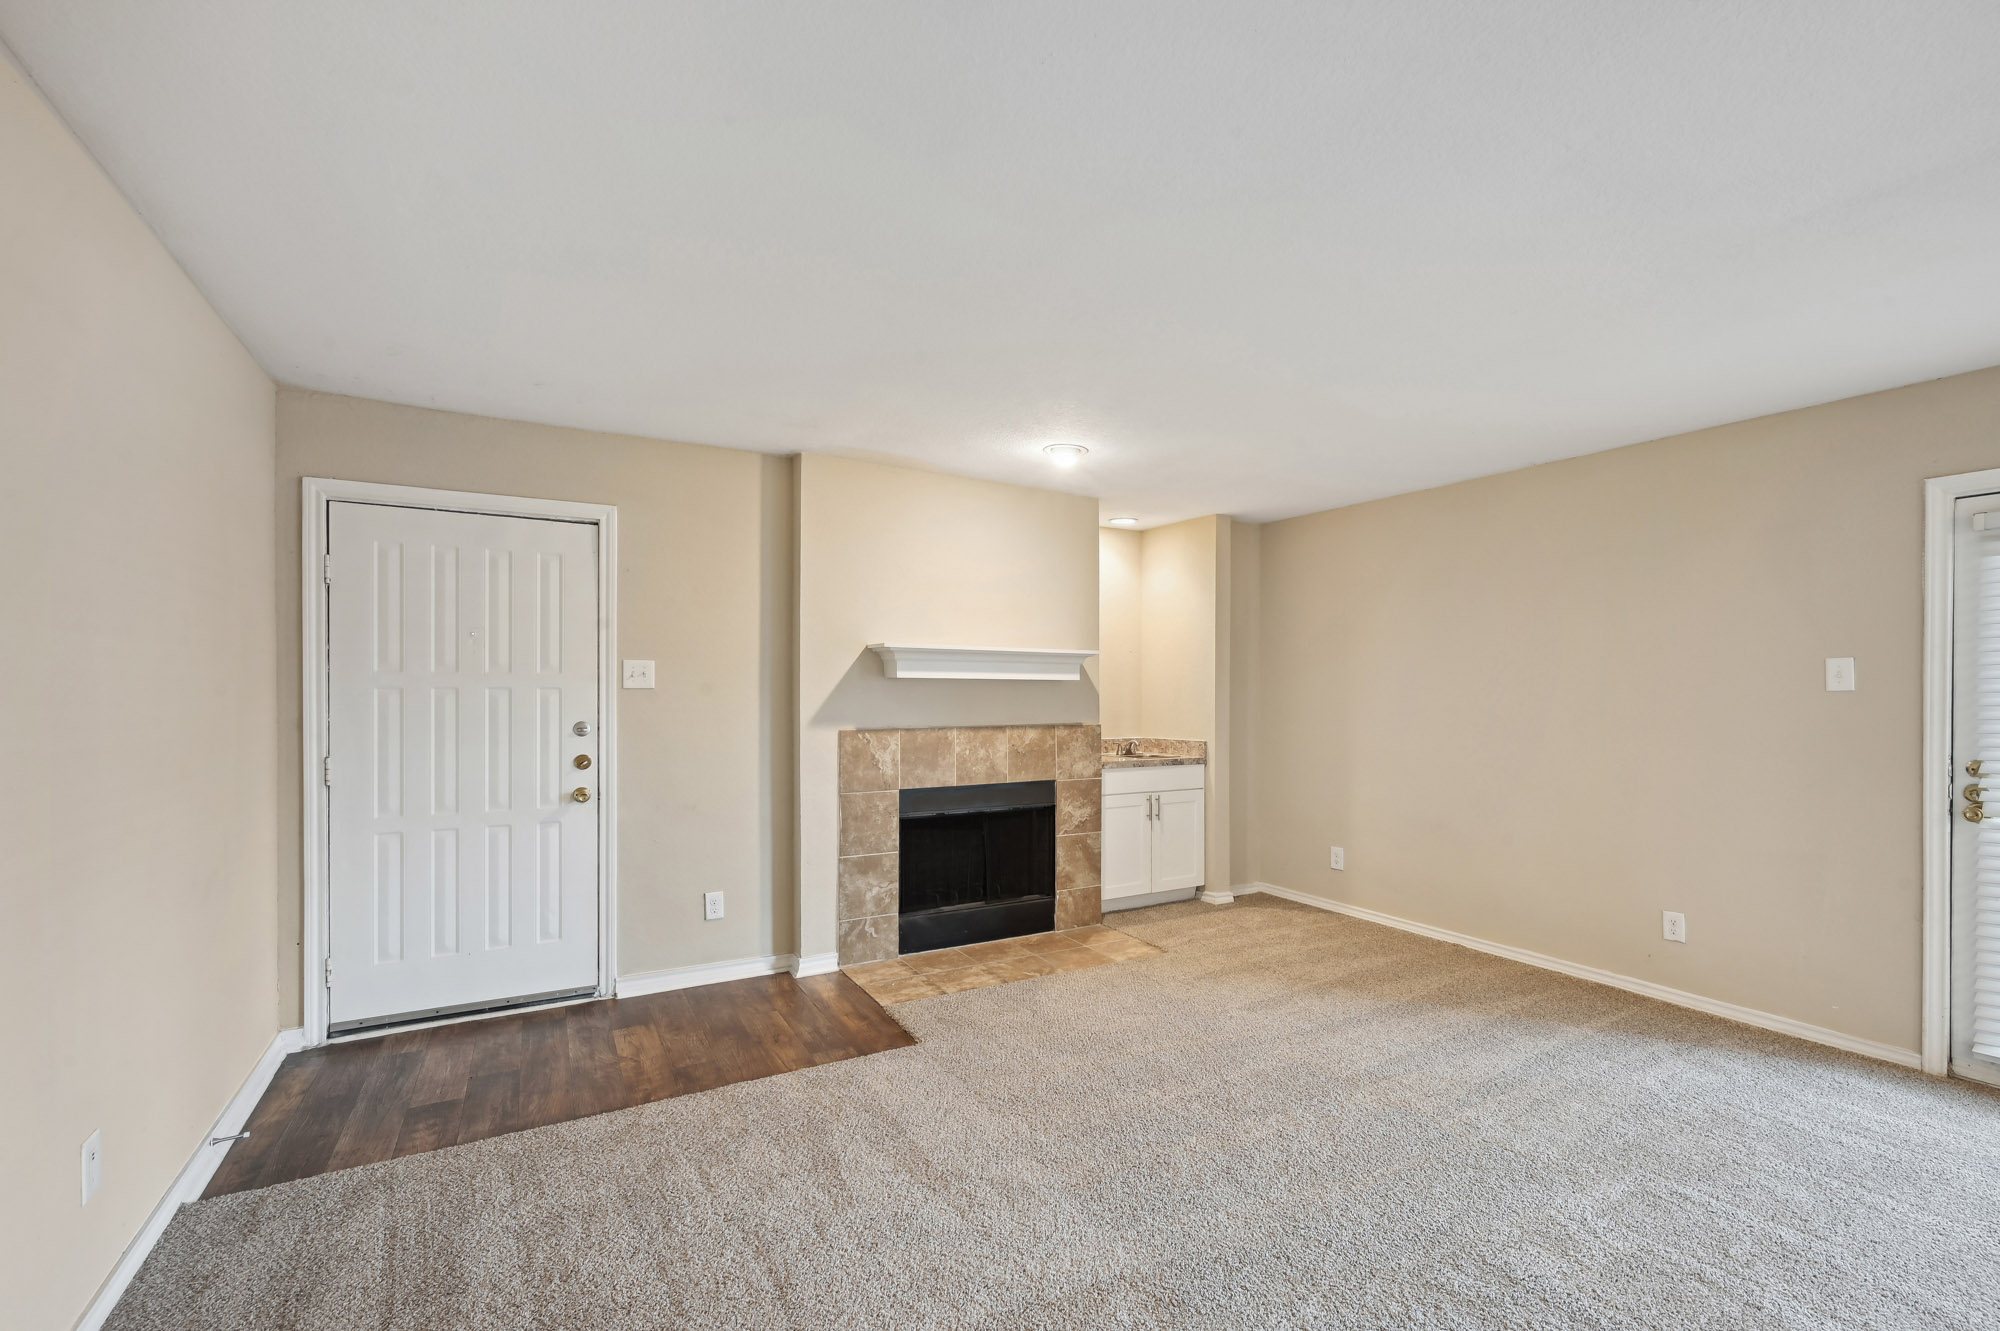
xmin=1107 ymin=517 xmax=1138 ymax=527
xmin=1042 ymin=442 xmax=1090 ymax=468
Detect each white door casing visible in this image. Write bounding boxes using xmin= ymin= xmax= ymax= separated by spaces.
xmin=1948 ymin=496 xmax=2000 ymax=1088
xmin=323 ymin=499 xmax=602 ymax=1032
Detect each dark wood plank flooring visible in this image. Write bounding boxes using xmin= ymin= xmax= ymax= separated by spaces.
xmin=203 ymin=972 xmax=914 ymax=1197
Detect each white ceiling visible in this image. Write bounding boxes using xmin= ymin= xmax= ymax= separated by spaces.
xmin=6 ymin=3 xmax=2000 ymax=525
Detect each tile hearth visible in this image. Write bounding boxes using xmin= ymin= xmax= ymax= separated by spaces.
xmin=843 ymin=924 xmax=1162 ymax=1004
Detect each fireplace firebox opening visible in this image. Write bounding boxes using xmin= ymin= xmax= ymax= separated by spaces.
xmin=898 ymin=780 xmax=1056 ymax=953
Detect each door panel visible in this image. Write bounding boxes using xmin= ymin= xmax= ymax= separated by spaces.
xmin=1151 ymin=787 xmax=1206 ymax=893
xmin=327 ymin=502 xmax=599 ymax=1030
xmin=1950 ymin=495 xmax=2000 ymax=1088
xmin=1101 ymin=790 xmax=1153 ymax=901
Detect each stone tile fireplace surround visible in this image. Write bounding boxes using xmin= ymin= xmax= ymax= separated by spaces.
xmin=837 ymin=724 xmax=1102 ymax=965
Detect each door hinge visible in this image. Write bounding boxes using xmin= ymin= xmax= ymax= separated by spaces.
xmin=323 ymin=554 xmax=333 ymax=586
xmin=322 ymin=755 xmax=331 ymax=786
xmin=324 ymin=957 xmax=334 ymax=989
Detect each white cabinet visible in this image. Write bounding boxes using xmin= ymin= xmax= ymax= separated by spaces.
xmin=1151 ymin=786 xmax=1205 ymax=891
xmin=1101 ymin=764 xmax=1205 ymax=907
xmin=1101 ymin=789 xmax=1154 ymax=900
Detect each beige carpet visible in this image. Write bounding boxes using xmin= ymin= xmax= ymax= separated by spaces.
xmin=109 ymin=896 xmax=2000 ymax=1330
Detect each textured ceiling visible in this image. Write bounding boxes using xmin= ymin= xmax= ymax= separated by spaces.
xmin=6 ymin=2 xmax=2000 ymax=524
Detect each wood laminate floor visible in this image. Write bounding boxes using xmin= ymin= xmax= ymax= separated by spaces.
xmin=203 ymin=971 xmax=913 ymax=1197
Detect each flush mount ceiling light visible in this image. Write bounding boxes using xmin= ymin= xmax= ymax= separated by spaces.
xmin=1042 ymin=442 xmax=1090 ymax=468
xmin=1106 ymin=517 xmax=1139 ymax=526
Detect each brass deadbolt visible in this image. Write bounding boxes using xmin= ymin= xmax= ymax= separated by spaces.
xmin=573 ymin=754 xmax=592 ymax=770
xmin=571 ymin=787 xmax=592 ymax=804
xmin=1970 ymin=760 xmax=1984 ymax=778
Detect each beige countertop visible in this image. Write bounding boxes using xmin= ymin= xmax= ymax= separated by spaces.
xmin=1101 ymin=737 xmax=1207 ymax=769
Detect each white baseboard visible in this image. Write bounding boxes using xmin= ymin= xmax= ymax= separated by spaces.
xmin=791 ymin=952 xmax=841 ymax=978
xmin=1197 ymin=889 xmax=1236 ymax=905
xmin=1241 ymin=883 xmax=1923 ymax=1071
xmin=614 ymin=953 xmax=796 ymax=998
xmin=75 ymin=1027 xmax=306 ymax=1331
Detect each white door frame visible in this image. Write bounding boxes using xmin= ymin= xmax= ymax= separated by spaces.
xmin=1920 ymin=466 xmax=2000 ymax=1075
xmin=301 ymin=477 xmax=619 ymax=1046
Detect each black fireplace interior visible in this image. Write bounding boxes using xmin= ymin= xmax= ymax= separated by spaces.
xmin=898 ymin=780 xmax=1056 ymax=953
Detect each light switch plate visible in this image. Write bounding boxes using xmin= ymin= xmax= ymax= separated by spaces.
xmin=622 ymin=659 xmax=656 ymax=689
xmin=1825 ymin=657 xmax=1855 ymax=691
xmin=81 ymin=1129 xmax=102 ymax=1205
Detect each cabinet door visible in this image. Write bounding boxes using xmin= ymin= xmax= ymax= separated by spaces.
xmin=1100 ymin=789 xmax=1154 ymax=901
xmin=1151 ymin=786 xmax=1206 ymax=892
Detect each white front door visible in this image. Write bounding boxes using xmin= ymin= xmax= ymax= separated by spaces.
xmin=326 ymin=501 xmax=601 ymax=1031
xmin=1949 ymin=495 xmax=2000 ymax=1088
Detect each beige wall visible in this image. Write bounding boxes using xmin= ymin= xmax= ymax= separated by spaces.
xmin=1228 ymin=520 xmax=1262 ymax=888
xmin=1136 ymin=517 xmax=1220 ymax=743
xmin=1256 ymin=364 xmax=2000 ymax=1054
xmin=0 ymin=55 xmax=279 ymax=1330
xmin=1097 ymin=529 xmax=1143 ymax=738
xmin=276 ymin=391 xmax=796 ymax=1003
xmin=1209 ymin=520 xmax=1234 ymax=891
xmin=796 ymin=455 xmax=1100 ymax=958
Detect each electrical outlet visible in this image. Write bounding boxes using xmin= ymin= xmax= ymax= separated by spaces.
xmin=81 ymin=1130 xmax=102 ymax=1206
xmin=704 ymin=891 xmax=724 ymax=921
xmin=1662 ymin=911 xmax=1687 ymax=943
xmin=1330 ymin=846 xmax=1345 ymax=871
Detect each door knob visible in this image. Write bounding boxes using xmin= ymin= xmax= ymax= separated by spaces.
xmin=1967 ymin=805 xmax=1985 ymax=823
xmin=1967 ymin=784 xmax=1987 ymax=801
xmin=571 ymin=787 xmax=592 ymax=804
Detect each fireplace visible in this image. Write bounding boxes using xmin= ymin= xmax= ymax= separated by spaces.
xmin=898 ymin=780 xmax=1056 ymax=953
xmin=835 ymin=724 xmax=1101 ymax=965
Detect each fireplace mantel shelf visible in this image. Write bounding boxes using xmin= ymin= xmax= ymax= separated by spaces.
xmin=866 ymin=643 xmax=1098 ymax=681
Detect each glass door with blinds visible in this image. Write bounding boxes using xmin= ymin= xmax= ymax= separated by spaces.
xmin=1949 ymin=495 xmax=2000 ymax=1088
